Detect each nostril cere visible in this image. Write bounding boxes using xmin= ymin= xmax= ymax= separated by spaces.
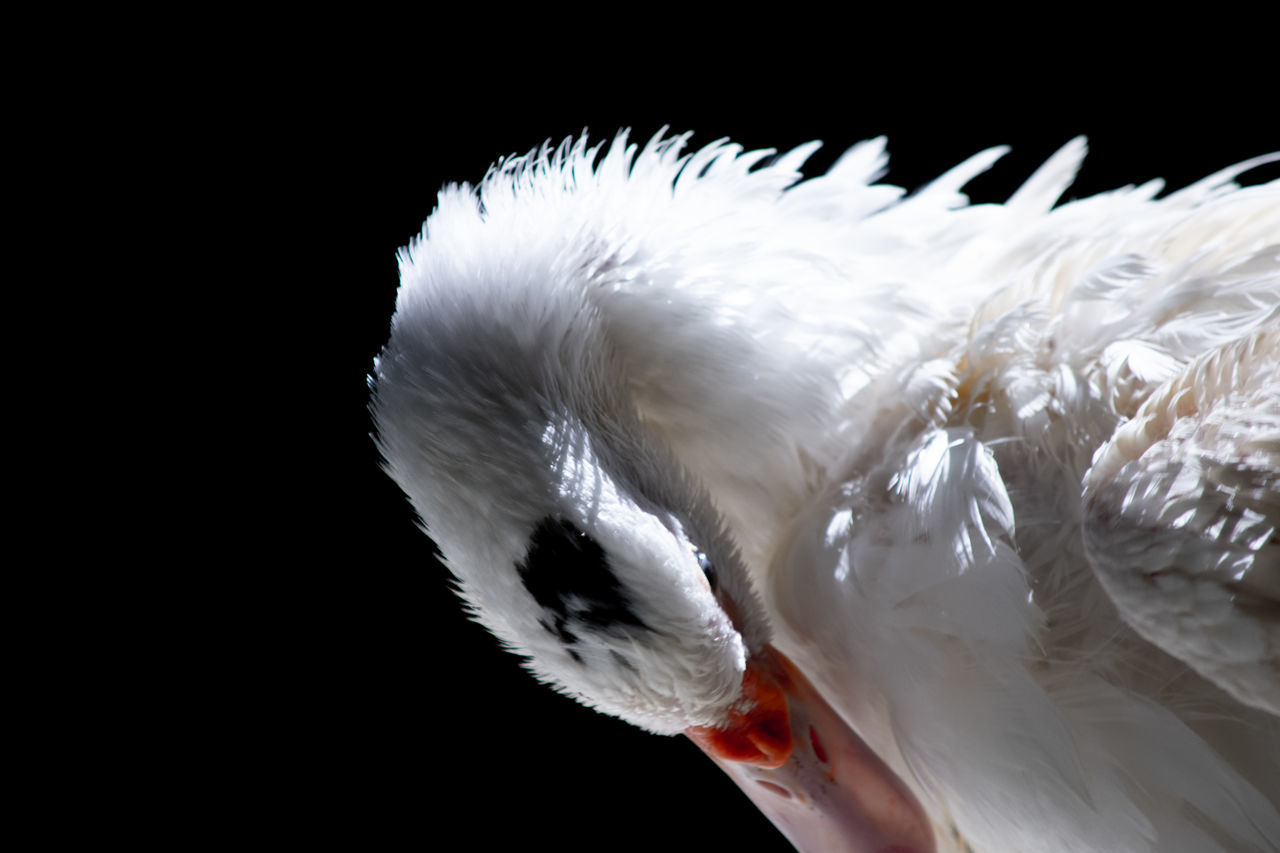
xmin=809 ymin=726 xmax=828 ymax=764
xmin=756 ymin=780 xmax=792 ymax=799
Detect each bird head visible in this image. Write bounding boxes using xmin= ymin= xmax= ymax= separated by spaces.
xmin=371 ymin=225 xmax=777 ymax=742
xmin=372 ymin=130 xmax=934 ymax=853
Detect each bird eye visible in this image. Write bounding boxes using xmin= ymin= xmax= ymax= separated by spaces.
xmin=696 ymin=551 xmax=716 ymax=588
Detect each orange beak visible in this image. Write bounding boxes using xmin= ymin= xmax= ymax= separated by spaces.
xmin=686 ymin=645 xmax=935 ymax=853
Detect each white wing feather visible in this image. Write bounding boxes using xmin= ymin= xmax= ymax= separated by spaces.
xmin=759 ymin=140 xmax=1280 ymax=852
xmin=1084 ymin=323 xmax=1280 ymax=714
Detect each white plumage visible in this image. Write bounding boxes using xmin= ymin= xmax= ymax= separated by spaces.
xmin=373 ymin=130 xmax=1280 ymax=852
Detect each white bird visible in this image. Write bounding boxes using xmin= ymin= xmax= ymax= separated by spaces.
xmin=372 ymin=129 xmax=1280 ymax=853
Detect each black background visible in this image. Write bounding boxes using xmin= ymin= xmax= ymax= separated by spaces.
xmin=269 ymin=42 xmax=1275 ymax=852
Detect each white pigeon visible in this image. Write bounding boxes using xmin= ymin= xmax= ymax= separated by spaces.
xmin=372 ymin=129 xmax=1280 ymax=853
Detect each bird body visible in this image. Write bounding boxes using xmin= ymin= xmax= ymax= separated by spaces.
xmin=374 ymin=131 xmax=1280 ymax=852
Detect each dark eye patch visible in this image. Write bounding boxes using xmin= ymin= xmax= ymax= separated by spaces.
xmin=517 ymin=517 xmax=650 ymax=657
